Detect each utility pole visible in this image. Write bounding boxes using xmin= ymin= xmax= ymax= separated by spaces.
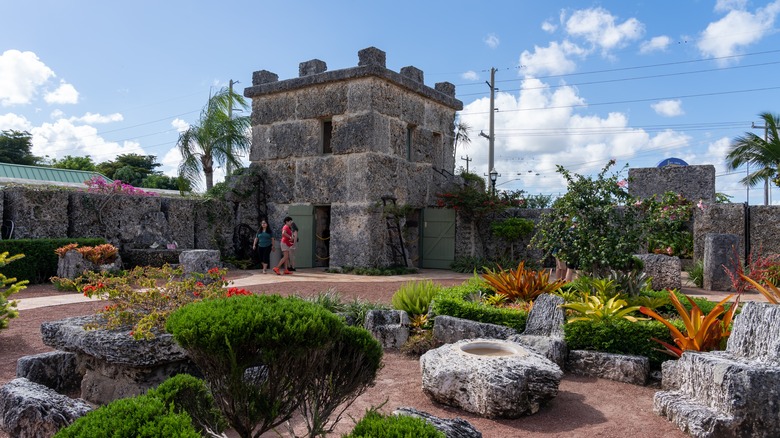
xmin=460 ymin=155 xmax=472 ymax=173
xmin=480 ymin=67 xmax=500 ymax=194
xmin=752 ymin=122 xmax=770 ymax=205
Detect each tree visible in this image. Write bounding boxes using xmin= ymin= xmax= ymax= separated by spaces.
xmin=0 ymin=130 xmax=42 ymax=166
xmin=97 ymin=153 xmax=161 ymax=186
xmin=140 ymin=174 xmax=192 ymax=191
xmin=725 ymin=112 xmax=780 ymax=205
xmin=51 ymin=155 xmax=97 ymax=171
xmin=453 ymin=121 xmax=471 ymax=160
xmin=177 ymin=87 xmax=250 ymax=191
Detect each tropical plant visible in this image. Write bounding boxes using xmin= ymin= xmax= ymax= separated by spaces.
xmin=177 ymin=87 xmax=251 ymax=191
xmin=686 ymin=259 xmax=704 ymax=288
xmin=739 ymin=274 xmax=780 ymax=304
xmin=391 ymin=280 xmax=442 ymax=316
xmin=561 ymin=294 xmax=646 ymax=323
xmin=564 ymin=276 xmax=621 ymax=302
xmin=0 ymin=252 xmax=27 ymax=331
xmin=723 ymin=246 xmax=780 ymax=293
xmin=482 ymin=261 xmax=566 ymax=303
xmin=452 ymin=120 xmax=471 ymax=160
xmin=531 ymin=160 xmax=644 ymax=275
xmin=606 ymin=269 xmax=652 ymax=297
xmin=639 ymin=291 xmax=740 ymax=358
xmin=725 ymin=112 xmax=780 ymax=204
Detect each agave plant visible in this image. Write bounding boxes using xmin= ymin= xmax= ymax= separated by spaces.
xmin=740 ymin=273 xmax=780 ymax=304
xmin=639 ymin=290 xmax=740 ymax=358
xmin=561 ymin=294 xmax=646 ymax=323
xmin=481 ymin=261 xmax=566 ymax=303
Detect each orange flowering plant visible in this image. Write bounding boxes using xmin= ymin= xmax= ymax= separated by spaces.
xmin=80 ymin=264 xmax=245 ymax=340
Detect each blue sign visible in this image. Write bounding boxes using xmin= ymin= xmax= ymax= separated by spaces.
xmin=656 ymin=157 xmax=688 ymax=167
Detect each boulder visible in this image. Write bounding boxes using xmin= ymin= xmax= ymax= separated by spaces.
xmin=421 ymin=339 xmax=562 ymax=418
xmin=0 ymin=378 xmax=92 ymax=438
xmin=56 ymin=250 xmax=123 ymax=280
xmin=16 ymin=351 xmax=81 ymax=394
xmin=508 ymin=294 xmax=567 ymax=367
xmin=179 ymin=249 xmax=221 ymax=279
xmin=565 ymin=350 xmax=649 ymax=386
xmin=432 ymin=315 xmax=517 ymax=344
xmin=364 ymin=310 xmax=410 ymax=349
xmin=393 ymin=407 xmax=482 ymax=438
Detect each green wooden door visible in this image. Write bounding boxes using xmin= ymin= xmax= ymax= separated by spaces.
xmin=288 ymin=204 xmax=314 ymax=269
xmin=422 ymin=208 xmax=456 ymax=269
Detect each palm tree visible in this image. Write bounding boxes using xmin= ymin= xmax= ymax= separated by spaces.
xmin=725 ymin=112 xmax=780 ymax=205
xmin=177 ymin=87 xmax=251 ymax=191
xmin=453 ymin=121 xmax=472 ymax=166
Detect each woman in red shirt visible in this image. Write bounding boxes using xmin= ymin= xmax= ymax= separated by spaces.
xmin=272 ymin=216 xmax=294 ymax=275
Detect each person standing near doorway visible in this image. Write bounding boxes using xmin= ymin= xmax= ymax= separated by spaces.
xmin=252 ymin=219 xmax=274 ymax=274
xmin=273 ymin=217 xmax=294 ymax=275
xmin=288 ymin=220 xmax=299 ymax=271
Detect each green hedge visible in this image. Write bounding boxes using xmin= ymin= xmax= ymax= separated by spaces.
xmin=54 ymin=394 xmax=199 ymax=438
xmin=345 ymin=410 xmax=444 ymax=438
xmin=431 ymin=279 xmax=528 ymax=332
xmin=564 ymin=318 xmax=684 ymax=368
xmin=0 ymin=238 xmax=106 ymax=284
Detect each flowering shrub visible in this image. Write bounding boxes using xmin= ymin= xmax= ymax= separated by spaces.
xmin=638 ymin=192 xmax=694 ymax=258
xmin=435 ymin=173 xmax=523 ymax=221
xmin=79 ymin=264 xmax=241 ymax=339
xmin=532 ymin=160 xmax=644 ymax=274
xmin=84 ymin=176 xmax=158 ymax=197
xmin=54 ymin=243 xmax=119 ymax=265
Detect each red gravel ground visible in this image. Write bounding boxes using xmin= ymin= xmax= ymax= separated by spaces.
xmin=0 ymin=272 xmax=688 ymax=438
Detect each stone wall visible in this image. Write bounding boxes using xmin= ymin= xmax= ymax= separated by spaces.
xmin=628 ymin=164 xmax=716 ymax=203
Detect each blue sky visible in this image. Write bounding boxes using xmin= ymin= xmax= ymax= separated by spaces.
xmin=1 ymin=0 xmax=779 ymax=203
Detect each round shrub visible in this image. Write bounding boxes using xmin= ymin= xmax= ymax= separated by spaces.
xmin=345 ymin=410 xmax=444 ymax=438
xmin=54 ymin=395 xmax=198 ymax=438
xmin=146 ymin=374 xmax=227 ymax=436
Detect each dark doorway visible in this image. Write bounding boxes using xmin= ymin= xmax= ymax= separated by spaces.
xmin=314 ymin=205 xmax=331 ymax=268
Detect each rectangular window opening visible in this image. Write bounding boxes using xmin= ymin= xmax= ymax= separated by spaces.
xmin=322 ymin=120 xmax=333 ymax=154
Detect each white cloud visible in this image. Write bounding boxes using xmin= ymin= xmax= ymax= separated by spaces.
xmin=564 ymin=7 xmax=645 ymax=54
xmin=30 ymin=119 xmax=144 ymax=162
xmin=461 ymin=70 xmax=479 ymax=81
xmin=160 ymin=146 xmax=182 ymax=176
xmin=698 ymin=1 xmax=780 ymax=61
xmin=715 ymin=0 xmax=748 ymax=13
xmin=44 ymin=81 xmax=79 ymax=104
xmin=651 ymin=99 xmax=684 ymax=117
xmin=541 ymin=20 xmax=557 ymax=33
xmin=0 ymin=50 xmax=55 ymax=107
xmin=70 ymin=112 xmax=123 ymax=124
xmin=519 ymin=40 xmax=585 ymax=77
xmin=172 ymin=118 xmax=189 ymax=133
xmin=484 ymin=33 xmax=500 ymax=49
xmin=0 ymin=113 xmax=32 ymax=131
xmin=640 ymin=35 xmax=671 ymax=53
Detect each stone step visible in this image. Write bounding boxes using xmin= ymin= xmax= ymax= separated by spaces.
xmin=654 ymin=390 xmax=737 ymax=438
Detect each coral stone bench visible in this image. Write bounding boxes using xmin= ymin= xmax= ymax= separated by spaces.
xmin=654 ymin=301 xmax=780 ymax=437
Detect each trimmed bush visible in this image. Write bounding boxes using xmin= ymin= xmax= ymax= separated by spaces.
xmin=146 ymin=374 xmax=227 ymax=436
xmin=0 ymin=238 xmax=106 ymax=284
xmin=564 ymin=318 xmax=683 ymax=367
xmin=345 ymin=410 xmax=445 ymax=438
xmin=53 ymin=394 xmax=199 ymax=438
xmin=432 ymin=280 xmax=528 ymax=332
xmin=165 ymin=294 xmax=380 ymax=438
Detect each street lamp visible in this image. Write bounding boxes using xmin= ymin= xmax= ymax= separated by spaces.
xmin=489 ymin=168 xmax=499 ymax=195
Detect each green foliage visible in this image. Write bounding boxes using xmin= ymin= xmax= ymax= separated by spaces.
xmin=391 ymin=280 xmax=442 ymax=316
xmin=521 ymin=193 xmax=554 ymax=209
xmin=481 ymin=261 xmax=565 ymax=303
xmin=140 ymin=174 xmax=192 ymax=191
xmin=0 ymin=253 xmax=27 ymax=331
xmin=54 ymin=394 xmax=199 ymax=438
xmin=298 ymin=289 xmax=390 ymax=328
xmin=0 ymin=130 xmax=42 ymax=165
xmin=686 ymin=259 xmax=704 ymax=288
xmin=605 ymin=268 xmax=651 ymax=297
xmin=715 ymin=192 xmax=733 ymax=204
xmin=491 ymin=217 xmax=534 ymax=241
xmin=561 ymin=295 xmax=646 ymax=323
xmin=531 ymin=160 xmax=643 ymax=275
xmin=50 ymin=155 xmax=97 ymax=171
xmin=166 ymin=295 xmax=379 ymax=438
xmin=449 ymin=255 xmax=534 ymax=274
xmin=435 ymin=176 xmax=523 ymax=222
xmin=146 ymin=374 xmax=227 ymax=436
xmin=0 ymin=238 xmax=106 ymax=284
xmin=639 ymin=191 xmax=694 ymax=258
xmin=564 ymin=319 xmax=682 ymax=368
xmin=431 ymin=279 xmax=528 ymax=332
xmin=345 ymin=410 xmax=445 ymax=438
xmin=96 ymin=153 xmax=161 ymax=186
xmin=400 ymin=330 xmax=442 ymax=356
